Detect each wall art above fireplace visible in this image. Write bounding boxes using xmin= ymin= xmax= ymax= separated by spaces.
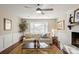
xmin=74 ymin=8 xmax=79 ymax=22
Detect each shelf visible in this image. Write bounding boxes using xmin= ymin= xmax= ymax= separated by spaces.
xmin=68 ymin=22 xmax=79 ymax=30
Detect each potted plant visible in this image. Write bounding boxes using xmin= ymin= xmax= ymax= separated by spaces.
xmin=19 ymin=20 xmax=28 ymax=41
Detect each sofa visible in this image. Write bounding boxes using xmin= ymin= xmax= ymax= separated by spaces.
xmin=23 ymin=33 xmax=52 ymax=44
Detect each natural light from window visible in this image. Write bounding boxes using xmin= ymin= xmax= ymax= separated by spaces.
xmin=30 ymin=22 xmax=48 ymax=34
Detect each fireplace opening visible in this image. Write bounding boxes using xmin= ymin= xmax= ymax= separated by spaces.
xmin=72 ymin=32 xmax=79 ymax=47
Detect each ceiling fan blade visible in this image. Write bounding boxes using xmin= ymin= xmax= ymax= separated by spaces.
xmin=24 ymin=6 xmax=31 ymax=8
xmin=24 ymin=6 xmax=33 ymax=8
xmin=41 ymin=8 xmax=53 ymax=11
xmin=24 ymin=4 xmax=43 ymax=8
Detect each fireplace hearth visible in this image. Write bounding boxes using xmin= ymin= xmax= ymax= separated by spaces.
xmin=72 ymin=32 xmax=79 ymax=47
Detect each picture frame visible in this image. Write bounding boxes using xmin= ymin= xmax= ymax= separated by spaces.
xmin=4 ymin=18 xmax=12 ymax=31
xmin=57 ymin=20 xmax=65 ymax=30
xmin=74 ymin=8 xmax=79 ymax=22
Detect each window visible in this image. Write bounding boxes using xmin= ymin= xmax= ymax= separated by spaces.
xmin=30 ymin=22 xmax=48 ymax=34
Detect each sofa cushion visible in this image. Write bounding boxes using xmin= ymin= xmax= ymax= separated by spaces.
xmin=25 ymin=34 xmax=32 ymax=38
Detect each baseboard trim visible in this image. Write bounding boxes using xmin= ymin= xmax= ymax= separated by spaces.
xmin=0 ymin=41 xmax=22 ymax=54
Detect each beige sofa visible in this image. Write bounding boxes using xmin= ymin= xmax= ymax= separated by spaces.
xmin=23 ymin=33 xmax=52 ymax=44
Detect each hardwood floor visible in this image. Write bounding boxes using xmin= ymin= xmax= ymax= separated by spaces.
xmin=0 ymin=41 xmax=63 ymax=54
xmin=0 ymin=41 xmax=21 ymax=54
xmin=9 ymin=42 xmax=63 ymax=54
xmin=9 ymin=43 xmax=23 ymax=54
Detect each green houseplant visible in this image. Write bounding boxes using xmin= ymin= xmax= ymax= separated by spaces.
xmin=19 ymin=20 xmax=28 ymax=34
xmin=19 ymin=20 xmax=28 ymax=41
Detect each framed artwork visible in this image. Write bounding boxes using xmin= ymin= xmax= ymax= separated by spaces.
xmin=4 ymin=18 xmax=12 ymax=31
xmin=74 ymin=8 xmax=79 ymax=22
xmin=57 ymin=20 xmax=65 ymax=30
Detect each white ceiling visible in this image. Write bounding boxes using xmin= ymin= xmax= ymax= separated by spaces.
xmin=0 ymin=4 xmax=79 ymax=19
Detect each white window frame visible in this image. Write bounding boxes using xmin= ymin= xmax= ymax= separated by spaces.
xmin=30 ymin=22 xmax=48 ymax=34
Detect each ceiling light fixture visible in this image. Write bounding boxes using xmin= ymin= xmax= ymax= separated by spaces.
xmin=36 ymin=8 xmax=42 ymax=13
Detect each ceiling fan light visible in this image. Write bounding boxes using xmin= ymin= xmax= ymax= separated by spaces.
xmin=36 ymin=10 xmax=42 ymax=13
xmin=36 ymin=8 xmax=42 ymax=14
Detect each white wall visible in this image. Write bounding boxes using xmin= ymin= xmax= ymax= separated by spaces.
xmin=56 ymin=5 xmax=79 ymax=45
xmin=0 ymin=15 xmax=22 ymax=52
xmin=0 ymin=35 xmax=4 ymax=52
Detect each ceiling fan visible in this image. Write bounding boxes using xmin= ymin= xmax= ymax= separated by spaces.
xmin=36 ymin=4 xmax=54 ymax=14
xmin=36 ymin=4 xmax=53 ymax=11
xmin=24 ymin=4 xmax=53 ymax=14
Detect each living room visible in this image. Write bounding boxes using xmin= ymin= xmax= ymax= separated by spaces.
xmin=0 ymin=4 xmax=79 ymax=54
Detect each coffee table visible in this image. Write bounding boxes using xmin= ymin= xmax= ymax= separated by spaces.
xmin=22 ymin=40 xmax=50 ymax=54
xmin=22 ymin=42 xmax=49 ymax=49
